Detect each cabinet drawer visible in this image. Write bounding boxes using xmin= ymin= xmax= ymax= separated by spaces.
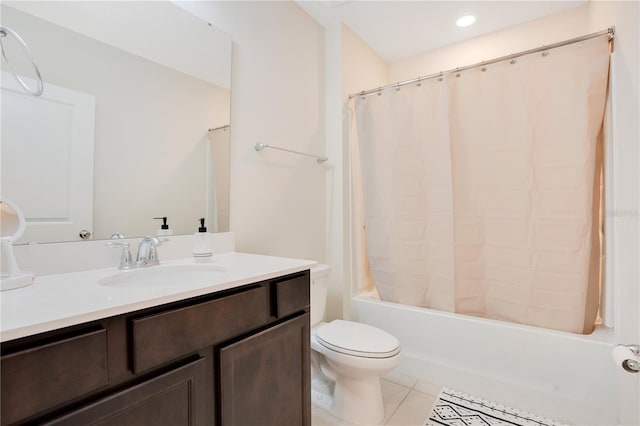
xmin=130 ymin=286 xmax=268 ymax=373
xmin=46 ymin=358 xmax=206 ymax=426
xmin=1 ymin=328 xmax=108 ymax=425
xmin=273 ymin=273 xmax=310 ymax=318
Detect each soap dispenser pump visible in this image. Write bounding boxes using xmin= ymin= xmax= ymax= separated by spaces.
xmin=193 ymin=218 xmax=212 ymax=262
xmin=153 ymin=217 xmax=173 ymax=236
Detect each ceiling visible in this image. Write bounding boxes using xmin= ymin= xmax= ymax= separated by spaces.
xmin=297 ymin=1 xmax=588 ymax=62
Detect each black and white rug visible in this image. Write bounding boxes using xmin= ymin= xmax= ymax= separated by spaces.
xmin=426 ymin=387 xmax=569 ymax=426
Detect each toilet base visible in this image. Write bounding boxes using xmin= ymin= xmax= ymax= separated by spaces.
xmin=331 ymin=375 xmax=385 ymax=425
xmin=311 ymin=386 xmax=334 ymax=412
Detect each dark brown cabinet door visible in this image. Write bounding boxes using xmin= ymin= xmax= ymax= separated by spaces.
xmin=219 ymin=313 xmax=310 ymax=426
xmin=45 ymin=358 xmax=206 ymax=426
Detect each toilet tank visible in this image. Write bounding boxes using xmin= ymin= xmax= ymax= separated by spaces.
xmin=310 ymin=264 xmax=331 ymax=327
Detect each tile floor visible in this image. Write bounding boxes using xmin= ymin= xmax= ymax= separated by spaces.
xmin=311 ymin=370 xmax=442 ymax=426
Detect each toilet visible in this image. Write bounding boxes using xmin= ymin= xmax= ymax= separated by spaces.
xmin=310 ymin=265 xmax=401 ymax=425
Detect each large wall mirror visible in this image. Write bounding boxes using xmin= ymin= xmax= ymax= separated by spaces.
xmin=1 ymin=1 xmax=231 ymax=244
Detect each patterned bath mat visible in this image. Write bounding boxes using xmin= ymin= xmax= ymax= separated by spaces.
xmin=426 ymin=387 xmax=569 ymax=426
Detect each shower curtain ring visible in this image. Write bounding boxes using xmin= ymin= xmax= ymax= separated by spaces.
xmin=416 ymin=77 xmax=422 ymax=87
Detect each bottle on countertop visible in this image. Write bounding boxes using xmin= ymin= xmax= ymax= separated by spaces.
xmin=193 ymin=218 xmax=212 ymax=262
xmin=154 ymin=216 xmax=173 ymax=236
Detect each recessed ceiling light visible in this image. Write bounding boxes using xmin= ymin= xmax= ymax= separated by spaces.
xmin=456 ymin=15 xmax=476 ymax=28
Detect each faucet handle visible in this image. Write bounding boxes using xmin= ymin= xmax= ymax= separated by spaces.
xmin=105 ymin=241 xmax=133 ymax=270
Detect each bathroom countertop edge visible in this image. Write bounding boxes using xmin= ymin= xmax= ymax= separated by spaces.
xmin=0 ymin=252 xmax=316 ymax=343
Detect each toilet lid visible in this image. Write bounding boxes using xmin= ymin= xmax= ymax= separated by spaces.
xmin=315 ymin=320 xmax=400 ymax=359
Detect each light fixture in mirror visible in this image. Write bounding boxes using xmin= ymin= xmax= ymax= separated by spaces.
xmin=0 ymin=1 xmax=232 ymax=244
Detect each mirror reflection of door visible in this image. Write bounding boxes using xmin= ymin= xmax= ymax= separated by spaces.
xmin=1 ymin=72 xmax=95 ymax=244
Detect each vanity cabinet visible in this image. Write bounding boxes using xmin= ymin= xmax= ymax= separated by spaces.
xmin=44 ymin=358 xmax=206 ymax=426
xmin=0 ymin=328 xmax=109 ymax=425
xmin=219 ymin=313 xmax=310 ymax=426
xmin=0 ymin=271 xmax=310 ymax=426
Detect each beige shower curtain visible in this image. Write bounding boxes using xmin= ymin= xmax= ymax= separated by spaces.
xmin=352 ymin=36 xmax=611 ymax=334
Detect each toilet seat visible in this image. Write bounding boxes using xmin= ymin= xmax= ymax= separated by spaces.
xmin=315 ymin=320 xmax=400 ymax=359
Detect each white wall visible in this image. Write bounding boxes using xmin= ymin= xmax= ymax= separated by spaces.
xmin=324 ymin=23 xmax=344 ymax=321
xmin=342 ymin=25 xmax=389 ymax=98
xmin=318 ymin=22 xmax=392 ymax=322
xmin=388 ymin=5 xmax=591 ymax=81
xmin=333 ymin=25 xmax=389 ymax=320
xmin=587 ymin=2 xmax=640 ymax=424
xmin=180 ymin=1 xmax=326 ymax=262
xmin=587 ymin=0 xmax=639 ymax=339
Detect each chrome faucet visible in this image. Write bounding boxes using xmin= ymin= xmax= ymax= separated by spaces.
xmin=106 ymin=237 xmax=167 ymax=270
xmin=135 ymin=236 xmax=167 ymax=268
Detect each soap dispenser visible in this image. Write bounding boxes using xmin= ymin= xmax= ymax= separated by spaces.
xmin=154 ymin=217 xmax=173 ymax=236
xmin=193 ymin=218 xmax=212 ymax=262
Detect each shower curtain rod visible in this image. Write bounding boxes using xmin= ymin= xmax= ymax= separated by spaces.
xmin=208 ymin=124 xmax=230 ymax=132
xmin=348 ymin=27 xmax=615 ymax=99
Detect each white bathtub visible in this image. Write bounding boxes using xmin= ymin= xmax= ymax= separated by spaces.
xmin=351 ymin=295 xmax=619 ymax=425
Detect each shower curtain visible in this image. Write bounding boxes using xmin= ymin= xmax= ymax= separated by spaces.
xmin=351 ymin=36 xmax=611 ymax=334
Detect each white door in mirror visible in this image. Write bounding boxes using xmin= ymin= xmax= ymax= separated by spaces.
xmin=1 ymin=71 xmax=95 ymax=243
xmin=0 ymin=199 xmax=34 ymax=291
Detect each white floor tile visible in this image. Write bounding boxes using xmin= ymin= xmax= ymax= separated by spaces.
xmin=413 ymin=380 xmax=442 ymax=397
xmin=381 ymin=369 xmax=419 ymax=389
xmin=380 ymin=379 xmax=412 ymax=423
xmin=311 ymin=380 xmax=410 ymax=426
xmin=385 ymin=390 xmax=436 ymax=426
xmin=311 ymin=406 xmax=351 ymax=426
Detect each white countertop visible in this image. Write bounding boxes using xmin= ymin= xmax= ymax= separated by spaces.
xmin=1 ymin=252 xmax=316 ymax=342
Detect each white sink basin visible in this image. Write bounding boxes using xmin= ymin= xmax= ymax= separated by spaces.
xmin=99 ymin=264 xmax=227 ymax=288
